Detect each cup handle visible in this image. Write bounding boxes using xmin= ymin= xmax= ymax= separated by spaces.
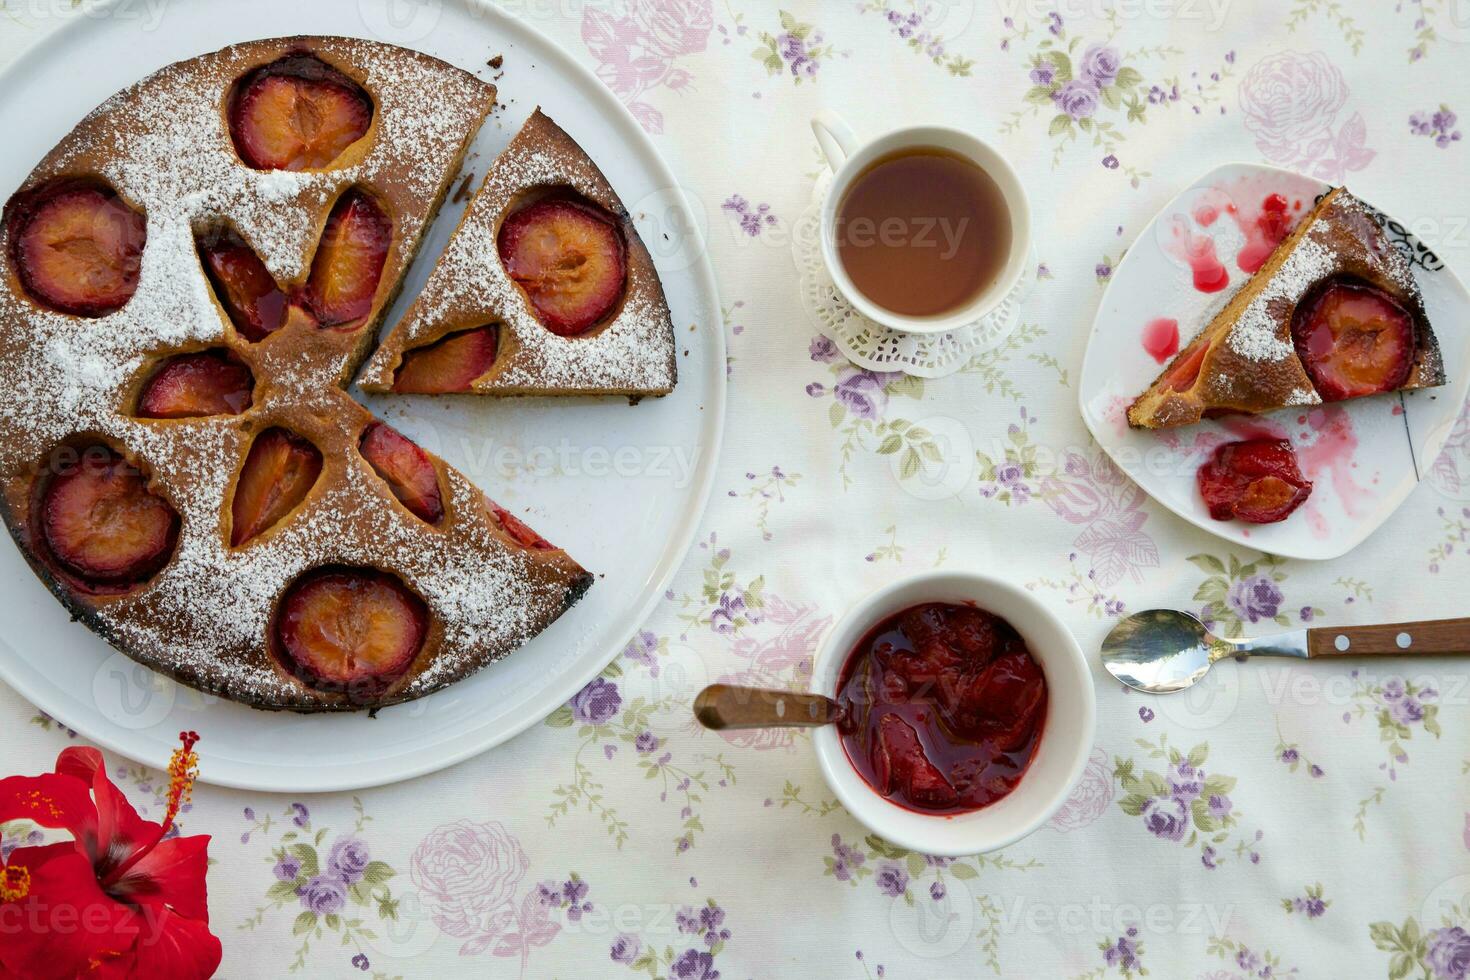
xmin=811 ymin=110 xmax=858 ymax=173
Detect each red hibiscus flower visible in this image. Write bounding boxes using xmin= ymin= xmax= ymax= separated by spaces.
xmin=0 ymin=732 xmax=220 ymax=979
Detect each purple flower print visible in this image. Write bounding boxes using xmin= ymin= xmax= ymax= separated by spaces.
xmin=721 ymin=195 xmax=777 ymax=237
xmin=1168 ymin=761 xmax=1204 ymax=803
xmin=677 ymin=906 xmax=703 ymax=933
xmin=832 ymin=367 xmax=889 ymax=421
xmin=289 ymin=802 xmax=310 ymax=827
xmin=1029 ymin=64 xmax=1056 ymax=87
xmin=709 ymin=592 xmax=747 ymax=634
xmin=700 ymin=904 xmax=726 ymax=932
xmin=1207 ymin=794 xmax=1233 ymax=819
xmin=1390 ymin=696 xmax=1426 ymax=725
xmin=611 ymin=933 xmax=642 ymax=964
xmin=671 ymin=948 xmax=719 ymax=980
xmin=777 ymin=32 xmax=804 ymax=61
xmin=1383 ymin=678 xmax=1407 ymax=700
xmin=930 ymin=881 xmax=946 ymax=900
xmin=1140 ymin=796 xmax=1189 ymax=841
xmin=1429 ymin=927 xmax=1470 ymax=980
xmin=1081 ymin=45 xmax=1121 ymax=86
xmin=351 ymin=953 xmax=370 ymax=971
xmin=635 ymin=731 xmax=660 ymax=754
xmin=1227 ymin=575 xmax=1283 ymax=623
xmin=1101 ymin=154 xmax=1119 ymax=170
xmin=1278 ymin=747 xmax=1299 ymax=765
xmin=274 ymin=854 xmax=302 ymax=882
xmin=1139 ymin=707 xmax=1155 ymax=723
xmin=1411 ymin=105 xmax=1462 ymax=148
xmin=623 ymin=630 xmax=661 ymax=675
xmin=1103 ymin=927 xmax=1141 ymax=971
xmin=809 ymin=335 xmax=841 ymax=363
xmin=326 ymin=837 xmax=371 ymax=885
xmin=1095 ymin=262 xmax=1113 ymax=280
xmin=570 ymin=677 xmax=622 ymax=725
xmin=875 ymin=863 xmax=909 ymax=897
xmin=1053 ymin=79 xmax=1099 ymax=119
xmin=299 ymin=875 xmax=347 ymax=915
xmin=830 ymin=834 xmax=866 ymax=881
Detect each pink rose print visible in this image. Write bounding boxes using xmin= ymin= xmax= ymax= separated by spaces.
xmin=1238 ymin=51 xmax=1375 ymax=182
xmin=411 ymin=820 xmax=528 ymax=952
xmin=631 ymin=0 xmax=713 ymax=58
xmin=1040 ymin=451 xmax=1159 ymax=587
xmin=716 ymin=595 xmax=833 ymax=752
xmin=1429 ymin=395 xmax=1470 ymax=501
xmin=1048 ymin=747 xmax=1114 ymax=832
xmin=582 ymin=0 xmax=713 ymax=133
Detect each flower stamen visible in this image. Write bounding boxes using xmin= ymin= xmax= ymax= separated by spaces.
xmin=162 ymin=730 xmax=200 ymax=835
xmin=1 ymin=864 xmax=30 ymax=902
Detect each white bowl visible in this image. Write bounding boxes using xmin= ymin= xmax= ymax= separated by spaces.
xmin=812 ymin=570 xmax=1096 ymax=856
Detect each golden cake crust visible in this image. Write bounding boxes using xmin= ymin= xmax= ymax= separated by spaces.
xmin=358 ymin=108 xmax=678 ymax=397
xmin=1128 ymin=187 xmax=1447 ymax=429
xmin=0 ymin=38 xmax=593 ymax=712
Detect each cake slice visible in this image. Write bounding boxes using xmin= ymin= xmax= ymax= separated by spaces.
xmin=358 ymin=108 xmax=677 ymax=397
xmin=1128 ymin=187 xmax=1446 ymax=429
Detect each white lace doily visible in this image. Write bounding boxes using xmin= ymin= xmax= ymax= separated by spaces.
xmin=793 ymin=172 xmax=1036 ymax=378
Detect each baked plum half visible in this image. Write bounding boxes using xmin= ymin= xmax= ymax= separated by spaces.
xmin=38 ymin=447 xmax=178 ymax=590
xmin=273 ymin=566 xmax=427 ymax=698
xmin=229 ymin=53 xmax=373 ymax=171
xmin=497 ymin=195 xmax=626 ymax=336
xmin=9 ymin=182 xmax=145 ymax=317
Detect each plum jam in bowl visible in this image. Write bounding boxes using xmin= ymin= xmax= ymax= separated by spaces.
xmin=812 ymin=570 xmax=1096 ymax=856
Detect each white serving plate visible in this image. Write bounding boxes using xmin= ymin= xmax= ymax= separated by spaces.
xmin=0 ymin=0 xmax=724 ymax=790
xmin=1079 ymin=162 xmax=1469 ymax=560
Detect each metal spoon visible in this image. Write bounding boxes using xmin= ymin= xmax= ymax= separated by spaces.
xmin=1101 ymin=609 xmax=1470 ymax=694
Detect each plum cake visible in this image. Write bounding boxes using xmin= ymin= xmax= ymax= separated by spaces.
xmin=0 ymin=37 xmax=593 ymax=711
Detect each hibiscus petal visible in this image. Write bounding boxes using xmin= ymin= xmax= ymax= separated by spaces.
xmin=55 ymin=748 xmax=157 ymax=876
xmin=0 ymin=772 xmax=95 ymax=837
xmin=94 ymin=906 xmax=221 ymax=980
xmin=0 ymin=848 xmax=134 ymax=979
xmin=109 ymin=834 xmax=211 ymax=921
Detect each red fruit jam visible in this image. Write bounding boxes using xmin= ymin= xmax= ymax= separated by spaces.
xmin=835 ymin=602 xmax=1047 ymax=815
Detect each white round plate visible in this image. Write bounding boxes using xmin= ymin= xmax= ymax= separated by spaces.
xmin=1079 ymin=162 xmax=1469 ymax=561
xmin=0 ymin=0 xmax=724 ymax=789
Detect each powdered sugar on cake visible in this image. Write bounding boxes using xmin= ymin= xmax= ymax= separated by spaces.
xmin=0 ymin=39 xmax=586 ymax=709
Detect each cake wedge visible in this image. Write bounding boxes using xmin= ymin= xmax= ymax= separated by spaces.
xmin=358 ymin=108 xmax=678 ymax=398
xmin=1128 ymin=187 xmax=1446 ymax=429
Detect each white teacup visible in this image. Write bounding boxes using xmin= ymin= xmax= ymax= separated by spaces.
xmin=811 ymin=110 xmax=1032 ymax=335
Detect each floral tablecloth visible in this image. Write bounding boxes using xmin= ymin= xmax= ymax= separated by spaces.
xmin=4 ymin=1 xmax=1470 ymax=977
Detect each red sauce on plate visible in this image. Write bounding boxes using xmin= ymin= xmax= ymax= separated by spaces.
xmin=835 ymin=602 xmax=1047 ymax=815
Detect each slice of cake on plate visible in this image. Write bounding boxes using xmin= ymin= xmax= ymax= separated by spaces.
xmin=1128 ymin=187 xmax=1446 ymax=430
xmin=358 ymin=108 xmax=678 ymax=398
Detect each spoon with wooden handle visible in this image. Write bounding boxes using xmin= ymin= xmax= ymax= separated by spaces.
xmin=1102 ymin=609 xmax=1470 ymax=694
xmin=693 ymin=684 xmax=843 ymax=730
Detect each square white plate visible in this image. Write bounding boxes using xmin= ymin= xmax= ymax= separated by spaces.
xmin=1079 ymin=163 xmax=1469 ymax=560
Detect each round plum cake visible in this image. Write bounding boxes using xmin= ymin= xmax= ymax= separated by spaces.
xmin=0 ymin=36 xmax=688 ymax=712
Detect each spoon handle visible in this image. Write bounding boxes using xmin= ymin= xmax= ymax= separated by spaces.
xmin=1307 ymin=618 xmax=1470 ymax=657
xmin=693 ymin=684 xmax=840 ymax=730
